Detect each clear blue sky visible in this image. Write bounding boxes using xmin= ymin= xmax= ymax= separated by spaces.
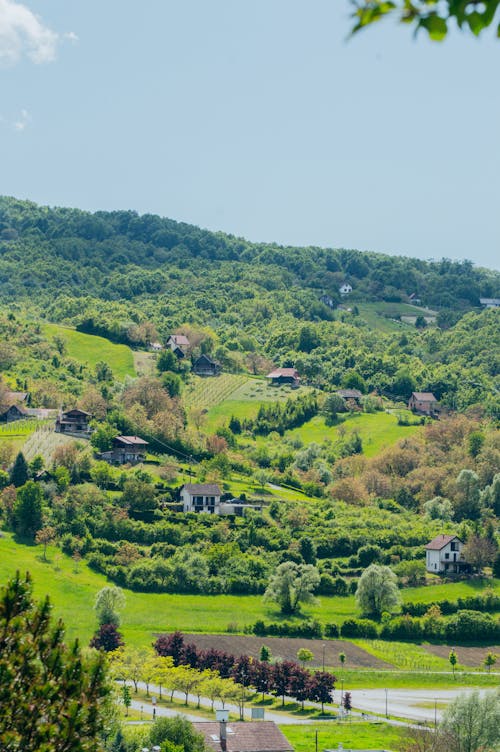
xmin=1 ymin=1 xmax=499 ymax=269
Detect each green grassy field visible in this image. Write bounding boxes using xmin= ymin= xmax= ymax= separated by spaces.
xmin=0 ymin=419 xmax=46 ymax=453
xmin=357 ymin=302 xmax=438 ymax=333
xmin=280 ymin=412 xmax=421 ymax=458
xmin=43 ymin=323 xmax=136 ymax=380
xmin=281 ymin=721 xmax=404 ymax=752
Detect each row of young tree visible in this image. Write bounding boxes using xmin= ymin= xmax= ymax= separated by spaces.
xmin=153 ymin=631 xmax=336 ymax=710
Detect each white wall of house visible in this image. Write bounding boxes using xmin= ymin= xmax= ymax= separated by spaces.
xmin=426 ymin=539 xmax=463 ymax=573
xmin=181 ymin=489 xmax=221 ymax=513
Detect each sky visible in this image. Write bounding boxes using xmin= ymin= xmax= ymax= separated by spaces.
xmin=0 ymin=0 xmax=499 ymax=270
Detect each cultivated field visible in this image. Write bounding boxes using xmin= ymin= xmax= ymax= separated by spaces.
xmin=43 ymin=323 xmax=136 ymax=380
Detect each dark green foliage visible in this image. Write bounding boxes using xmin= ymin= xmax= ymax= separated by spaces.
xmin=90 ymin=422 xmax=118 ymax=452
xmin=0 ymin=572 xmax=109 ymax=751
xmin=9 ymin=452 xmax=28 ymax=487
xmin=14 ymin=481 xmax=43 ymax=539
xmin=340 ymin=618 xmax=379 ymax=638
xmin=252 ymin=619 xmax=323 ymax=639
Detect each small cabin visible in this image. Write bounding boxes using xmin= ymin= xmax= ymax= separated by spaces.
xmin=336 ymin=388 xmax=363 ymax=403
xmin=0 ymin=391 xmax=30 ymax=423
xmin=408 ymin=391 xmax=439 ymax=416
xmin=266 ymin=368 xmax=300 ymax=387
xmin=192 ymin=354 xmax=220 ymax=377
xmin=339 ymin=283 xmax=353 ymax=295
xmin=167 ymin=334 xmax=190 ymax=352
xmin=55 ymin=408 xmax=92 ymax=436
xmin=149 ymin=341 xmax=163 ymax=352
xmin=100 ymin=435 xmax=149 ymax=464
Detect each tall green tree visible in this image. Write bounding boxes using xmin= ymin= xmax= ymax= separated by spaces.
xmin=14 ymin=481 xmax=43 ymax=539
xmin=9 ymin=451 xmax=28 ymax=487
xmin=263 ymin=561 xmax=320 ymax=614
xmin=355 ymin=564 xmax=401 ymax=619
xmin=0 ymin=572 xmax=110 ymax=751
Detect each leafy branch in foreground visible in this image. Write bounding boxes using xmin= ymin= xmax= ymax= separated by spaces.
xmin=350 ymin=1 xmax=500 ymax=41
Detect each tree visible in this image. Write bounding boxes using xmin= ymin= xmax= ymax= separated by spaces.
xmin=149 ymin=716 xmax=209 ymax=752
xmin=90 ymin=623 xmax=124 ymax=652
xmin=323 ymin=393 xmax=347 ymax=423
xmin=263 ymin=561 xmax=320 ymax=615
xmin=94 ymin=586 xmax=126 ymax=626
xmin=0 ymin=572 xmax=109 ymax=751
xmin=439 ymin=689 xmax=500 ymax=752
xmin=13 ymin=480 xmax=43 ymax=539
xmin=483 ymin=652 xmax=497 ymax=673
xmin=462 ymin=535 xmax=497 ymax=574
xmin=339 ymin=652 xmax=346 ymax=669
xmin=343 ymin=691 xmax=352 ymax=713
xmin=449 ymin=649 xmax=457 ymax=676
xmin=453 ymin=469 xmax=481 ymax=521
xmin=259 ymin=645 xmax=272 ymax=662
xmin=355 ymin=564 xmax=401 ymax=619
xmin=9 ymin=451 xmax=28 ymax=487
xmin=35 ymin=525 xmax=56 ymax=561
xmin=350 ymin=1 xmax=500 ymax=41
xmin=121 ymin=685 xmax=131 ymax=717
xmin=309 ymin=671 xmax=336 ymax=713
xmin=297 ymin=648 xmax=314 ymax=667
xmin=90 ymin=422 xmax=118 ymax=452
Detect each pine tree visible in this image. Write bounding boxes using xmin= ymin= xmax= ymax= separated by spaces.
xmin=9 ymin=451 xmax=28 ymax=487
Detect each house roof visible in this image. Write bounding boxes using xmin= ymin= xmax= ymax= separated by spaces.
xmin=183 ymin=483 xmax=222 ymax=496
xmin=194 ymin=354 xmax=217 ymax=365
xmin=479 ymin=298 xmax=500 ymax=306
xmin=170 ymin=334 xmax=190 ymax=346
xmin=425 ymin=534 xmax=461 ymax=551
xmin=337 ymin=388 xmax=362 ymax=399
xmin=192 ymin=722 xmax=293 ymax=752
xmin=63 ymin=408 xmax=92 ymax=417
xmin=411 ymin=392 xmax=437 ymax=402
xmin=5 ymin=391 xmax=28 ymax=402
xmin=0 ymin=404 xmax=28 ymax=415
xmin=266 ymin=368 xmax=299 ymax=379
xmin=114 ymin=435 xmax=149 ymax=446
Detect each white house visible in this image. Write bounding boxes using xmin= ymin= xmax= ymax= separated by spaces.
xmin=425 ymin=534 xmax=466 ymax=574
xmin=339 ymin=283 xmax=352 ymax=295
xmin=479 ymin=298 xmax=500 ymax=308
xmin=181 ymin=483 xmax=222 ymax=513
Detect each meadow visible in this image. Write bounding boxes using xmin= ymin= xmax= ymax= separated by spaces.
xmin=281 ymin=721 xmax=405 ymax=751
xmin=43 ymin=323 xmax=136 ymax=380
xmin=356 ymin=302 xmax=437 ymax=332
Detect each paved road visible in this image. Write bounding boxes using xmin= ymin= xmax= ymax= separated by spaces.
xmin=345 ymin=688 xmax=496 ymax=724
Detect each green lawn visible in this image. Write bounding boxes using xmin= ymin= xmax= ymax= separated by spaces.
xmin=333 ymin=667 xmax=498 ymax=689
xmin=281 ymin=722 xmax=404 ymax=752
xmin=43 ymin=323 xmax=136 ymax=380
xmin=357 ymin=302 xmax=438 ymax=333
xmin=284 ymin=412 xmax=421 ymax=458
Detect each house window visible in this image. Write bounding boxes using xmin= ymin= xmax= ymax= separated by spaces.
xmin=450 ymin=542 xmax=458 ymax=551
xmin=444 ymin=553 xmax=449 ymax=559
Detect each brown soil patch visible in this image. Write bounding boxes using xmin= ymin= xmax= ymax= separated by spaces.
xmin=183 ymin=634 xmax=392 ymax=669
xmin=423 ymin=644 xmax=500 ymax=667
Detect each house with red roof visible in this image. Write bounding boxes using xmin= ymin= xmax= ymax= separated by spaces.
xmin=408 ymin=391 xmax=439 ymax=416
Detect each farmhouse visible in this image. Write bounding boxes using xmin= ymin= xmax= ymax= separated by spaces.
xmin=339 ymin=283 xmax=352 ymax=295
xmin=408 ymin=391 xmax=439 ymax=416
xmin=0 ymin=391 xmax=30 ymax=423
xmin=425 ymin=534 xmax=468 ymax=574
xmin=266 ymin=368 xmax=300 ymax=387
xmin=192 ymin=354 xmax=220 ymax=376
xmin=181 ymin=483 xmax=222 ymax=513
xmin=479 ymin=298 xmax=500 ymax=308
xmin=102 ymin=435 xmax=149 ymax=464
xmin=167 ymin=333 xmax=190 ymax=351
xmin=55 ymin=408 xmax=92 ymax=436
xmin=337 ymin=388 xmax=363 ymax=403
xmin=192 ymin=721 xmax=293 ymax=752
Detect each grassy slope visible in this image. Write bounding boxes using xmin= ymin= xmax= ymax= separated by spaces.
xmin=43 ymin=323 xmax=136 ymax=380
xmin=2 ymin=535 xmax=499 ymax=650
xmin=278 ymin=412 xmax=421 ymax=458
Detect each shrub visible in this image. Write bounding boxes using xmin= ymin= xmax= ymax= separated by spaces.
xmin=340 ymin=618 xmax=378 ymax=638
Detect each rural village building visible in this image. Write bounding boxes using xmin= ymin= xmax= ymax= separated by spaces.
xmin=479 ymin=298 xmax=500 ymax=308
xmin=266 ymin=368 xmax=300 ymax=387
xmin=181 ymin=483 xmax=222 ymax=513
xmin=192 ymin=721 xmax=293 ymax=752
xmin=101 ymin=435 xmax=149 ymax=464
xmin=0 ymin=391 xmax=30 ymax=423
xmin=408 ymin=391 xmax=439 ymax=417
xmin=167 ymin=333 xmax=190 ymax=351
xmin=339 ymin=283 xmax=352 ymax=295
xmin=336 ymin=388 xmax=363 ymax=403
xmin=192 ymin=354 xmax=220 ymax=376
xmin=425 ymin=534 xmax=467 ymax=574
xmin=55 ymin=408 xmax=92 ymax=436
xmin=149 ymin=341 xmax=163 ymax=352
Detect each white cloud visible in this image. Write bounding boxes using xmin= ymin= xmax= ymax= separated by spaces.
xmin=64 ymin=31 xmax=78 ymax=43
xmin=0 ymin=0 xmax=59 ymax=66
xmin=13 ymin=107 xmax=30 ymax=130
